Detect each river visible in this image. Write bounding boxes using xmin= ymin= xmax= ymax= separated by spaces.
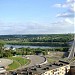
xmin=4 ymin=45 xmax=54 ymax=49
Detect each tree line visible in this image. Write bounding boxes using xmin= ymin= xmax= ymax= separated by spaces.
xmin=0 ymin=42 xmax=69 ymax=58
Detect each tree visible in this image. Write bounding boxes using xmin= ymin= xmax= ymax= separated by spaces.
xmin=0 ymin=42 xmax=5 ymax=58
xmin=3 ymin=50 xmax=12 ymax=57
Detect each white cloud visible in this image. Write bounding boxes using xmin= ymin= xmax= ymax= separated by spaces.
xmin=56 ymin=13 xmax=74 ymax=17
xmin=69 ymin=2 xmax=75 ymax=12
xmin=52 ymin=18 xmax=73 ymax=26
xmin=65 ymin=18 xmax=74 ymax=24
xmin=67 ymin=0 xmax=71 ymax=2
xmin=53 ymin=0 xmax=74 ymax=33
xmin=51 ymin=19 xmax=74 ymax=33
xmin=67 ymin=0 xmax=75 ymax=2
xmin=54 ymin=4 xmax=62 ymax=7
xmin=54 ymin=0 xmax=75 ymax=13
xmin=0 ymin=21 xmax=74 ymax=35
xmin=52 ymin=0 xmax=74 ymax=33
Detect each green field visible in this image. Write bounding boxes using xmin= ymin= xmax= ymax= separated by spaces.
xmin=7 ymin=56 xmax=30 ymax=70
xmin=7 ymin=61 xmax=20 ymax=70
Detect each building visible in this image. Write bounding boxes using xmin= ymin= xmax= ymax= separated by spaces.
xmin=70 ymin=66 xmax=75 ymax=75
xmin=70 ymin=61 xmax=75 ymax=75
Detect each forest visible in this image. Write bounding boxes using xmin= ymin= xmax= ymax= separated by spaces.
xmin=0 ymin=34 xmax=74 ymax=47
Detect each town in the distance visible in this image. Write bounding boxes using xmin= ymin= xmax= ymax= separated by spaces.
xmin=0 ymin=34 xmax=75 ymax=75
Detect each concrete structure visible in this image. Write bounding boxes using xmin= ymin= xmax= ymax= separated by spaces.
xmin=0 ymin=59 xmax=13 ymax=67
xmin=70 ymin=66 xmax=75 ymax=75
xmin=68 ymin=41 xmax=75 ymax=59
xmin=67 ymin=40 xmax=75 ymax=75
xmin=0 ymin=59 xmax=13 ymax=74
xmin=70 ymin=60 xmax=75 ymax=75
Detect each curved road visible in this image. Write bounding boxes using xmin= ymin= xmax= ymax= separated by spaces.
xmin=25 ymin=55 xmax=46 ymax=67
xmin=16 ymin=55 xmax=46 ymax=70
xmin=0 ymin=59 xmax=13 ymax=67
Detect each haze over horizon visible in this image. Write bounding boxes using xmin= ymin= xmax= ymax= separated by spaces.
xmin=0 ymin=0 xmax=74 ymax=35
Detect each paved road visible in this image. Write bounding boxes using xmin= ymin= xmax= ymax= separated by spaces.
xmin=25 ymin=55 xmax=46 ymax=67
xmin=68 ymin=41 xmax=75 ymax=59
xmin=15 ymin=55 xmax=46 ymax=70
xmin=0 ymin=59 xmax=13 ymax=67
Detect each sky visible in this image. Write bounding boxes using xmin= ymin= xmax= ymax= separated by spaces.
xmin=0 ymin=0 xmax=74 ymax=35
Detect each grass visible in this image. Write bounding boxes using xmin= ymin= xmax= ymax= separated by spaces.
xmin=7 ymin=61 xmax=20 ymax=70
xmin=7 ymin=56 xmax=30 ymax=70
xmin=8 ymin=57 xmax=29 ymax=66
xmin=47 ymin=57 xmax=59 ymax=63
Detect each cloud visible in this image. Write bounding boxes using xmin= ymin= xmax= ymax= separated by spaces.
xmin=65 ymin=18 xmax=74 ymax=24
xmin=0 ymin=21 xmax=74 ymax=35
xmin=54 ymin=3 xmax=69 ymax=8
xmin=54 ymin=4 xmax=62 ymax=8
xmin=54 ymin=0 xmax=74 ymax=29
xmin=51 ymin=19 xmax=74 ymax=33
xmin=67 ymin=0 xmax=75 ymax=3
xmin=52 ymin=0 xmax=74 ymax=34
xmin=52 ymin=18 xmax=73 ymax=25
xmin=56 ymin=13 xmax=74 ymax=17
xmin=54 ymin=0 xmax=75 ymax=13
xmin=69 ymin=2 xmax=75 ymax=12
xmin=0 ymin=22 xmax=52 ymax=34
xmin=54 ymin=0 xmax=75 ymax=8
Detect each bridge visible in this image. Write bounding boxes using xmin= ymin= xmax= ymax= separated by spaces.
xmin=68 ymin=40 xmax=75 ymax=59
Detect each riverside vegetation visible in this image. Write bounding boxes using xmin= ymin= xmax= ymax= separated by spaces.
xmin=0 ymin=34 xmax=74 ymax=57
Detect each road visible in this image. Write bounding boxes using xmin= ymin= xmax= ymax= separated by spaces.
xmin=25 ymin=55 xmax=46 ymax=67
xmin=15 ymin=55 xmax=46 ymax=70
xmin=68 ymin=41 xmax=75 ymax=59
xmin=0 ymin=59 xmax=13 ymax=67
